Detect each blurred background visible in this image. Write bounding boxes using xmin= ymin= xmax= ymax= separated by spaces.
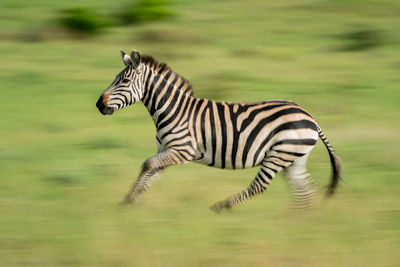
xmin=1 ymin=0 xmax=399 ymax=266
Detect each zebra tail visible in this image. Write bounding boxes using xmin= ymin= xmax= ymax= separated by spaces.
xmin=317 ymin=126 xmax=342 ymax=197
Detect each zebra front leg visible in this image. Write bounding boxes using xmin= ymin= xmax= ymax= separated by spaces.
xmin=120 ymin=167 xmax=164 ymax=205
xmin=121 ymin=149 xmax=192 ymax=204
xmin=210 ymin=157 xmax=284 ymax=213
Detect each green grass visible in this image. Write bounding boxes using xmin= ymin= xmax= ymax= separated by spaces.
xmin=1 ymin=0 xmax=400 ymax=266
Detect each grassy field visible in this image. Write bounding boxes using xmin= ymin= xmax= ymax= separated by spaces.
xmin=1 ymin=0 xmax=400 ymax=266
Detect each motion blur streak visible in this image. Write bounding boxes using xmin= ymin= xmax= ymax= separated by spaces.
xmin=0 ymin=0 xmax=399 ymax=266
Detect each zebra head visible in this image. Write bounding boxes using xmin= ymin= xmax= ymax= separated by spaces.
xmin=96 ymin=49 xmax=144 ymax=115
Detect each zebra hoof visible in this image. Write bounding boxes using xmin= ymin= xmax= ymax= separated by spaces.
xmin=118 ymin=201 xmax=130 ymax=206
xmin=210 ymin=201 xmax=229 ymax=213
xmin=119 ymin=198 xmax=134 ymax=206
xmin=210 ymin=203 xmax=222 ymax=213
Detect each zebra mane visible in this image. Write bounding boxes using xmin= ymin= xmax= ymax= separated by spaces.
xmin=141 ymin=55 xmax=194 ymax=96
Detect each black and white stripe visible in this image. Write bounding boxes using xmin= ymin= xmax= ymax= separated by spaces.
xmin=96 ymin=50 xmax=341 ymax=212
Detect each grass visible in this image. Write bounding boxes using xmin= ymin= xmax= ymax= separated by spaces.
xmin=1 ymin=0 xmax=400 ymax=266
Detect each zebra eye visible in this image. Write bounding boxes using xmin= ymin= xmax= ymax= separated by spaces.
xmin=122 ymin=78 xmax=130 ymax=84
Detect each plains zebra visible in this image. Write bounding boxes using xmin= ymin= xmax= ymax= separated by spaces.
xmin=96 ymin=49 xmax=341 ymax=212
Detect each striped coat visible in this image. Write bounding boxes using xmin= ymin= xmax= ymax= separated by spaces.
xmin=96 ymin=50 xmax=341 ymax=212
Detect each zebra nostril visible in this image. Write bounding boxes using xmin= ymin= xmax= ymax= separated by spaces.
xmin=96 ymin=96 xmax=105 ymax=111
xmin=96 ymin=95 xmax=115 ymax=115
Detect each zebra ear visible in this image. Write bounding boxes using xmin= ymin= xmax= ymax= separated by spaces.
xmin=131 ymin=49 xmax=141 ymax=68
xmin=120 ymin=49 xmax=134 ymax=66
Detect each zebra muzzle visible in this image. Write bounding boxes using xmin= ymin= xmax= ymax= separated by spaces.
xmin=96 ymin=96 xmax=114 ymax=115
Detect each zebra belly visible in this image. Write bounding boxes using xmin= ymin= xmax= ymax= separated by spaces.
xmin=192 ymin=151 xmax=243 ymax=169
xmin=192 ymin=142 xmax=263 ymax=169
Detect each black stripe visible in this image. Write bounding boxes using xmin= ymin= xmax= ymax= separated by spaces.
xmin=271 ymin=139 xmax=317 ymax=149
xmin=260 ymin=168 xmax=272 ymax=179
xmin=263 ymin=161 xmax=286 ymax=168
xmin=171 ymin=127 xmax=187 ymax=136
xmin=181 ymin=97 xmax=196 ymax=127
xmin=164 ymin=135 xmax=189 ymax=146
xmin=255 ymin=120 xmax=316 ymax=163
xmin=155 ymin=77 xmax=177 ymax=111
xmin=274 ymin=150 xmax=306 ymax=157
xmin=228 ymin=105 xmax=240 ymax=169
xmin=149 ymin=72 xmax=172 ymax=115
xmin=216 ymin=103 xmax=227 ymax=168
xmin=267 ymin=156 xmax=293 ymax=163
xmin=112 ymin=96 xmax=125 ymax=104
xmin=142 ymin=69 xmax=154 ymax=105
xmin=239 ymin=104 xmax=287 ymax=132
xmin=159 ymin=94 xmax=190 ymax=139
xmin=265 ymin=166 xmax=278 ymax=173
xmin=208 ymin=102 xmax=217 ymax=167
xmin=144 ymin=73 xmax=162 ymax=107
xmin=192 ymin=99 xmax=204 ymax=143
xmin=173 ymin=148 xmax=195 ymax=160
xmin=160 ymin=94 xmax=192 ymax=139
xmin=200 ymin=103 xmax=208 ymax=152
xmin=257 ymin=173 xmax=268 ymax=184
xmin=241 ymin=109 xmax=313 ymax=167
xmin=171 ymin=141 xmax=192 ymax=147
xmin=246 ymin=119 xmax=317 ymax=166
xmin=241 ymin=107 xmax=312 ymax=166
xmin=113 ymin=92 xmax=129 ymax=105
xmin=155 ymin=89 xmax=180 ymax=126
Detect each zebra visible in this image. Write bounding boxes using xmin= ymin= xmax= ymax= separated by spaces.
xmin=96 ymin=49 xmax=341 ymax=212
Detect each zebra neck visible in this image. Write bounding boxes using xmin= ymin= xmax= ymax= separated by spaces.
xmin=141 ymin=69 xmax=194 ymax=129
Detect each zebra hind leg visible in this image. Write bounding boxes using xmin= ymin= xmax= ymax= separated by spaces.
xmin=210 ymin=155 xmax=286 ymax=213
xmin=284 ymin=154 xmax=317 ymax=213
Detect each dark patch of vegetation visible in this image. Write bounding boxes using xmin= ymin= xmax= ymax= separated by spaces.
xmin=17 ymin=30 xmax=44 ymax=42
xmin=195 ymin=72 xmax=242 ymax=101
xmin=59 ymin=8 xmax=108 ymax=36
xmin=79 ymin=137 xmax=124 ymax=150
xmin=230 ymin=48 xmax=262 ymax=58
xmin=17 ymin=26 xmax=79 ymax=42
xmin=138 ymin=29 xmax=206 ymax=44
xmin=41 ymin=122 xmax=69 ymax=133
xmin=43 ymin=174 xmax=77 ymax=186
xmin=120 ymin=0 xmax=173 ymax=25
xmin=337 ymin=27 xmax=384 ymax=51
xmin=55 ymin=1 xmax=173 ymax=39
